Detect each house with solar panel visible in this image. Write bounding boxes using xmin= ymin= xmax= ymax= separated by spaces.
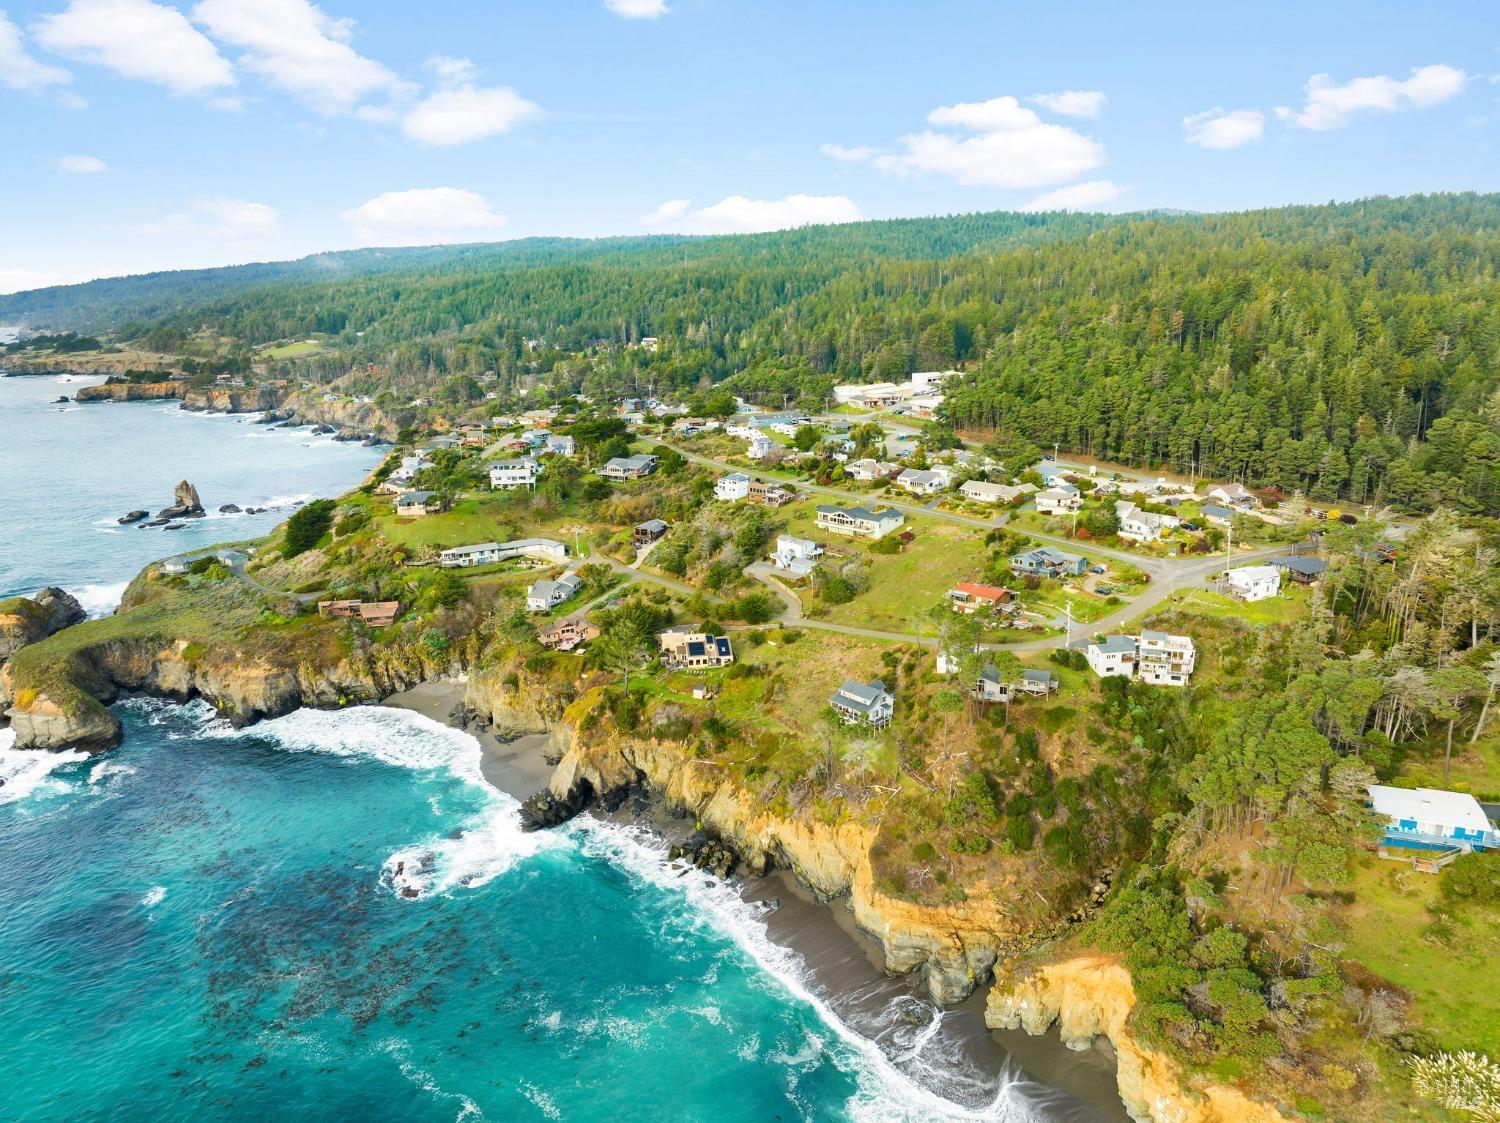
xmin=828 ymin=679 xmax=894 ymax=728
xmin=657 ymin=627 xmax=735 ymax=670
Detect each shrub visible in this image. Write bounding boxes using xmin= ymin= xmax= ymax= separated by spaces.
xmin=283 ymin=498 xmax=336 ymax=558
xmin=912 ymin=841 xmax=937 ymax=862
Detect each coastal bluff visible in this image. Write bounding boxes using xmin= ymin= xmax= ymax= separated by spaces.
xmin=74 ymin=379 xmax=185 ymax=402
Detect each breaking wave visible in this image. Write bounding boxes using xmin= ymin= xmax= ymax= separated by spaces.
xmin=202 ymin=705 xmax=556 ymax=898
xmin=0 ymin=728 xmax=89 ymax=806
xmin=568 ymin=817 xmax=1056 ymax=1122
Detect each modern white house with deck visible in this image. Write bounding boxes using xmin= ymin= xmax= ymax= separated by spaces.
xmin=715 ymin=472 xmax=751 ymax=501
xmin=771 ymin=535 xmax=823 ymax=575
xmin=439 ymin=538 xmax=570 ymax=568
xmin=815 ymin=504 xmax=905 ymax=539
xmin=490 ymin=458 xmax=540 ymax=490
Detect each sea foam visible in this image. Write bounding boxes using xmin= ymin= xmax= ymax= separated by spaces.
xmin=568 ymin=816 xmax=1055 ymax=1123
xmin=203 ymin=705 xmax=556 ymax=897
xmin=0 ymin=728 xmax=89 ymax=806
xmin=68 ymin=580 xmax=129 ymax=617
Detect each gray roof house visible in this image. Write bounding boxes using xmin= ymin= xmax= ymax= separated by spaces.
xmin=829 ymin=679 xmax=894 ymax=728
xmin=600 ymin=453 xmax=660 ymax=480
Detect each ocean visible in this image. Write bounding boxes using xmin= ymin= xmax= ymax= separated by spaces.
xmin=0 ymin=372 xmax=382 ymax=610
xmin=0 ymin=373 xmax=1122 ymax=1122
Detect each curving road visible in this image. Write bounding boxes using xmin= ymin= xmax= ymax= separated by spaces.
xmin=660 ymin=438 xmax=1292 ymax=652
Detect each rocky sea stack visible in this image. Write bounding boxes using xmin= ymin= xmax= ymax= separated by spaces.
xmin=0 ymin=586 xmax=86 ymax=663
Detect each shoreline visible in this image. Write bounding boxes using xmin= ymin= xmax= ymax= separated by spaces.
xmin=383 ymin=679 xmax=1130 ymax=1123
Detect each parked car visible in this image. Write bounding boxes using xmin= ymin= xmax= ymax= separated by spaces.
xmin=1089 ymin=564 xmax=1106 ymax=574
xmin=1097 ymin=584 xmax=1115 ymax=595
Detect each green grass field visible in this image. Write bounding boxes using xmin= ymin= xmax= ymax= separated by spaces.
xmin=1162 ymin=586 xmax=1311 ymax=627
xmin=1340 ymin=856 xmax=1500 ymax=1057
xmin=258 ymin=339 xmax=323 ymax=359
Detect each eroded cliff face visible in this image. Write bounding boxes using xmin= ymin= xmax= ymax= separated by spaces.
xmin=987 ymin=956 xmax=1288 ymax=1123
xmin=461 ymin=665 xmax=570 ymax=739
xmin=283 ymin=393 xmax=406 ymax=441
xmin=1 ymin=635 xmax=447 ymax=753
xmin=181 ymin=386 xmax=285 ymax=413
xmin=544 ymin=716 xmax=1043 ymax=1003
xmin=73 ymin=380 xmax=185 ymax=402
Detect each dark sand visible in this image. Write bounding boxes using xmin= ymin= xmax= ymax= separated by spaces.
xmin=384 ymin=680 xmax=1129 ymax=1122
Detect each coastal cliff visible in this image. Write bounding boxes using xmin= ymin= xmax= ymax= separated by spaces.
xmin=538 ymin=700 xmax=1046 ymax=1004
xmin=1 ymin=632 xmax=450 ymax=752
xmin=74 ymin=379 xmax=185 ymax=402
xmin=181 ymin=385 xmax=285 ymax=412
xmin=987 ymin=957 xmax=1289 ymax=1123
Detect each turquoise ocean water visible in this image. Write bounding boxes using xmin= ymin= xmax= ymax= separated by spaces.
xmin=0 ymin=372 xmax=1113 ymax=1121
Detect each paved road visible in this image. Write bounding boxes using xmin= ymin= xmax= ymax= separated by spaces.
xmin=661 ymin=437 xmax=1264 ymax=573
xmin=661 ymin=438 xmax=1295 ymax=652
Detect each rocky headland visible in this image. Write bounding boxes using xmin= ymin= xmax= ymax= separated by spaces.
xmin=0 ymin=587 xmax=85 ymax=664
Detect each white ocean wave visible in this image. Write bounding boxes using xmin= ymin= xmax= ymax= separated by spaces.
xmin=141 ymin=886 xmax=166 ymax=907
xmin=568 ymin=817 xmax=1052 ymax=1123
xmin=0 ymin=729 xmax=89 ymax=806
xmin=68 ymin=580 xmax=128 ymax=617
xmin=203 ymin=705 xmax=557 ymax=898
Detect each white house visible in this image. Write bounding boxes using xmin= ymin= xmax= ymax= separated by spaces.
xmin=725 ymin=424 xmax=757 ymax=440
xmin=1223 ymin=565 xmax=1281 ymax=603
xmin=1369 ymin=786 xmax=1498 ymax=854
xmin=490 ymin=458 xmax=540 ymax=490
xmin=816 ymin=504 xmax=905 ymax=539
xmin=847 ymin=459 xmax=897 ymax=482
xmin=547 ymin=434 xmax=576 ymax=457
xmin=715 ymin=472 xmax=752 ymax=501
xmin=771 ymin=535 xmax=823 ymax=576
xmin=1036 ymin=484 xmax=1082 ymax=514
xmin=745 ymin=433 xmax=774 ymax=460
xmin=439 ymin=538 xmax=569 ymax=568
xmin=959 ymin=480 xmax=1012 ymax=504
xmin=1136 ymin=631 xmax=1197 ymax=685
xmin=1116 ymin=500 xmax=1181 ymax=543
xmin=896 ymin=467 xmax=945 ymax=496
xmin=600 ymin=454 xmax=659 ymax=480
xmin=1207 ymin=482 xmax=1257 ymax=508
xmin=1084 ymin=631 xmax=1196 ymax=685
xmin=769 ymin=420 xmax=807 ymax=439
xmin=526 ymin=571 xmax=583 ymax=612
xmin=1085 ymin=635 xmax=1138 ymax=678
xmin=829 ymin=679 xmax=894 ymax=728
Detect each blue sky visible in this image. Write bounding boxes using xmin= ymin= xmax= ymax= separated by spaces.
xmin=1 ymin=0 xmax=1497 ymax=292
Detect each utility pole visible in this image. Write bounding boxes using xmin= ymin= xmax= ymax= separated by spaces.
xmin=1064 ymin=600 xmax=1074 ymax=650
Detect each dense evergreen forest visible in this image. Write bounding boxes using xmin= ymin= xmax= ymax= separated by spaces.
xmin=6 ymin=194 xmax=1497 ymax=513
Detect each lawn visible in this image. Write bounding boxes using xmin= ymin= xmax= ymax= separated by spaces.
xmin=777 ymin=510 xmax=989 ymax=633
xmin=1340 ymin=855 xmax=1500 ymax=1057
xmin=375 ymin=494 xmax=601 ymax=553
xmin=259 ymin=339 xmax=323 ymax=359
xmin=1163 ymin=586 xmax=1312 ymax=627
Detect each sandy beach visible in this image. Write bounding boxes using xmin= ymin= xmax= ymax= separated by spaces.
xmin=383 ymin=678 xmax=1128 ymax=1122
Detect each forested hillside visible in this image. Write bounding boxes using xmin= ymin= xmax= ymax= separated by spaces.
xmin=7 ymin=194 xmax=1498 ymax=513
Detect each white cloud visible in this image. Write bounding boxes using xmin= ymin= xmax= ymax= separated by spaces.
xmin=426 ymin=54 xmax=476 ymax=84
xmin=1028 ymin=89 xmax=1105 ymax=119
xmin=1276 ymin=64 xmax=1467 ymax=130
xmin=0 ymin=10 xmax=71 ymax=90
xmin=141 ymin=196 xmax=279 ymax=238
xmin=927 ymin=95 xmax=1041 ymax=132
xmin=191 ymin=0 xmax=406 ymax=114
xmin=1019 ymin=180 xmax=1124 ymax=213
xmin=341 ymin=187 xmax=507 ymax=245
xmin=58 ymin=154 xmax=107 ymax=172
xmin=0 ymin=267 xmax=91 ymax=294
xmin=33 ymin=0 xmax=232 ymax=96
xmin=605 ymin=0 xmax=668 ymax=18
xmin=640 ymin=194 xmax=863 ymax=235
xmin=820 ymin=142 xmax=877 ymax=162
xmin=402 ymin=82 xmax=539 ymax=146
xmin=848 ymin=94 xmax=1105 ymax=189
xmin=1183 ymin=107 xmax=1265 ymax=149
